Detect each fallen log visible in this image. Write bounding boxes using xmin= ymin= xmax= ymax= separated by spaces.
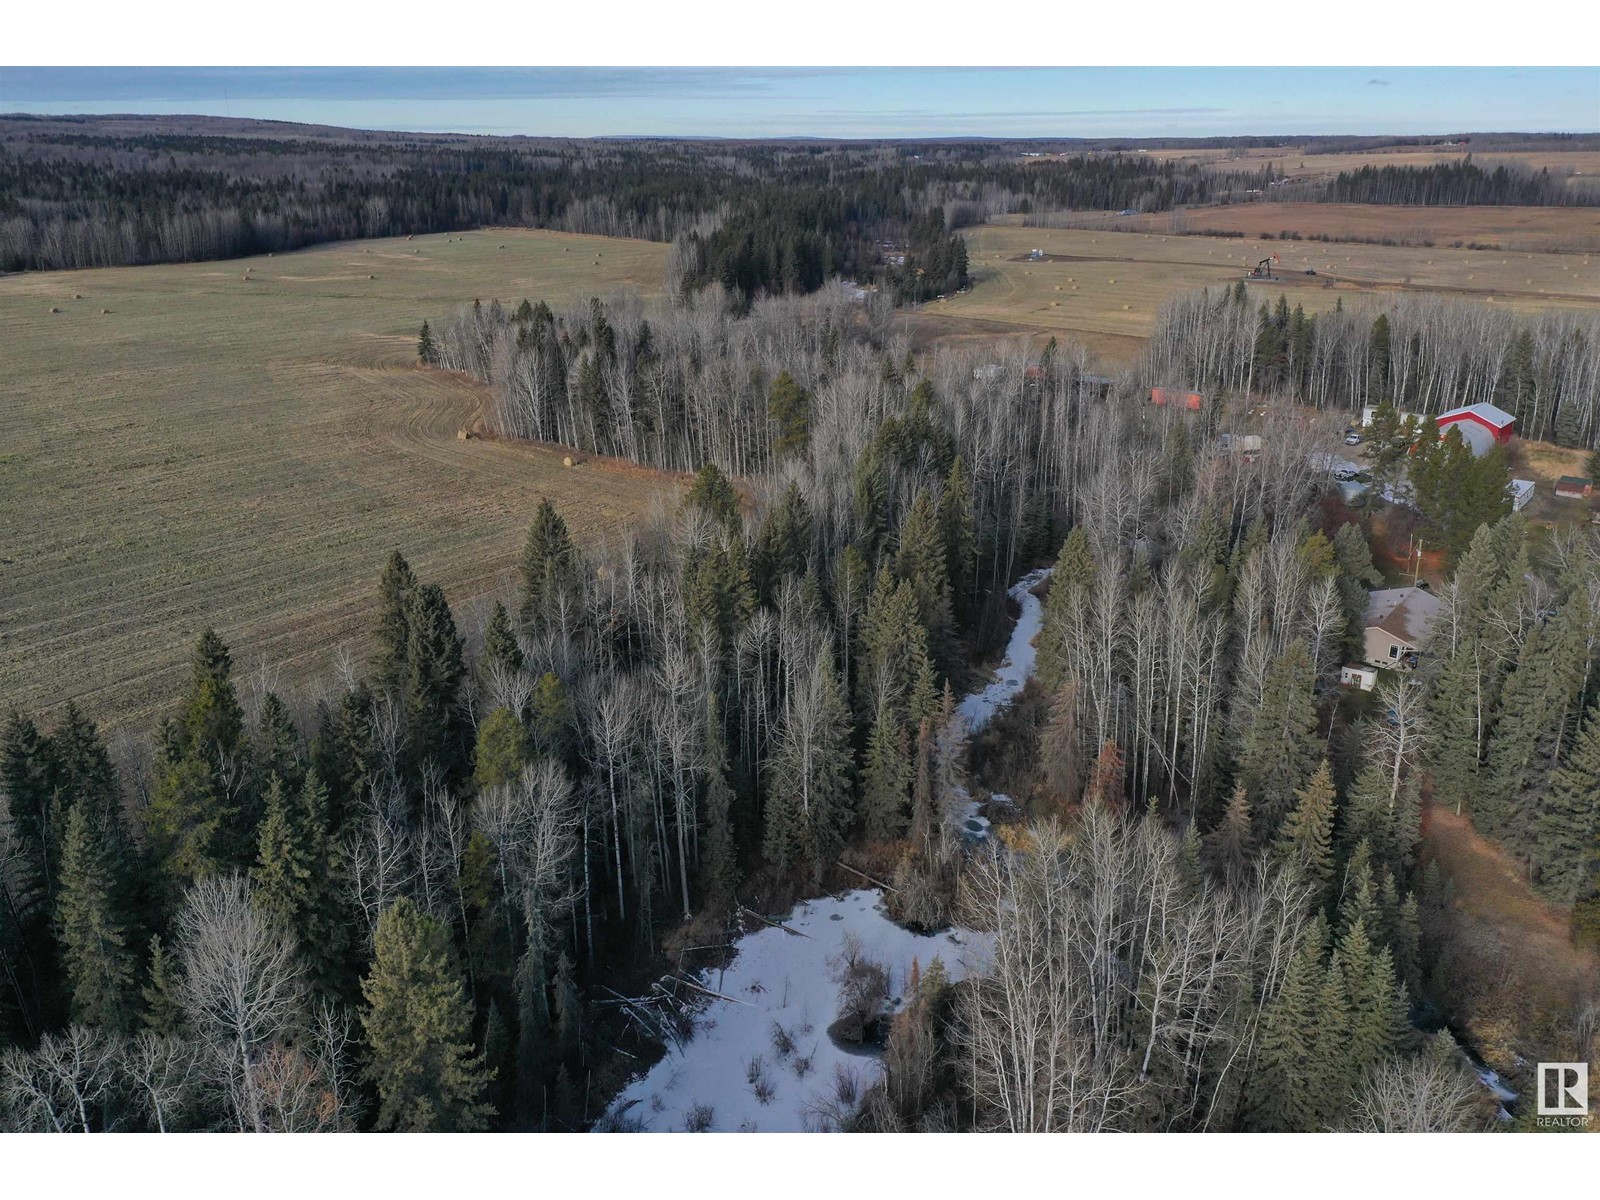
xmin=835 ymin=860 xmax=899 ymax=894
xmin=740 ymin=904 xmax=813 ymax=938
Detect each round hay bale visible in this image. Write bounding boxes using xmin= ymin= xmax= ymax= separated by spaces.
xmin=499 ymin=244 xmax=506 ymax=249
xmin=1108 ymin=278 xmax=1116 ymax=284
xmin=1050 ymin=301 xmax=1059 ymax=307
xmin=101 ymin=308 xmax=110 ymax=314
xmin=368 ymin=274 xmax=376 ymax=280
xmin=48 ymin=306 xmax=61 ymax=313
xmin=1054 ymin=285 xmax=1061 ymax=291
xmin=1468 ymin=274 xmax=1474 ymax=280
xmin=267 ymin=252 xmax=274 ymax=257
xmin=456 ymin=429 xmax=471 ymax=441
xmin=1123 ymin=303 xmax=1131 ymax=310
xmin=73 ymin=293 xmax=82 ymax=300
xmin=407 ymin=235 xmax=414 ymax=241
xmin=562 ymin=455 xmax=576 ymax=468
xmin=242 ymin=274 xmax=249 ymax=281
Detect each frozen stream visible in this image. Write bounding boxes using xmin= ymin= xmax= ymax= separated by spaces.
xmin=598 ymin=568 xmax=1054 ymax=1132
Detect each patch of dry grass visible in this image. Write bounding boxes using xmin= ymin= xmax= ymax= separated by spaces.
xmin=0 ymin=229 xmax=671 ymax=729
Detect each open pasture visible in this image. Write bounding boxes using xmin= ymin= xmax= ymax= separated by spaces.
xmin=934 ymin=224 xmax=1600 ymax=356
xmin=1062 ymin=203 xmax=1600 ymax=253
xmin=0 ymin=229 xmax=671 ymax=729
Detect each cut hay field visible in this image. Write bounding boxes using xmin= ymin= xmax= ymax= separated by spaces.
xmin=0 ymin=229 xmax=671 ymax=730
xmin=935 ymin=224 xmax=1600 ymax=358
xmin=1058 ymin=203 xmax=1600 ymax=253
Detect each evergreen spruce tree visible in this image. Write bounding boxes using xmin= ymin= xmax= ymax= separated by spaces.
xmin=252 ymin=776 xmax=313 ymax=935
xmin=474 ymin=708 xmax=530 ymax=791
xmin=1204 ymin=784 xmax=1254 ymax=884
xmin=895 ymin=489 xmax=957 ymax=679
xmin=146 ymin=631 xmax=250 ymax=886
xmin=937 ymin=457 xmax=976 ymax=624
xmin=1237 ymin=640 xmax=1320 ymax=833
xmin=683 ymin=463 xmax=742 ymax=531
xmin=253 ymin=692 xmax=303 ymax=794
xmin=1309 ymin=951 xmax=1355 ymax=1127
xmin=55 ymin=797 xmax=137 ymax=1030
xmin=1529 ymin=700 xmax=1600 ymax=904
xmin=698 ymin=715 xmax=741 ymax=907
xmin=518 ymin=498 xmax=581 ymax=631
xmin=417 ymin=320 xmax=436 ymax=364
xmin=1249 ymin=934 xmax=1321 ymax=1131
xmin=1428 ymin=643 xmax=1486 ymax=819
xmin=404 ymin=583 xmax=467 ymax=778
xmin=141 ymin=934 xmax=183 ymax=1036
xmin=372 ymin=550 xmax=418 ymax=693
xmin=861 ymin=703 xmax=911 ymax=842
xmin=1273 ymin=760 xmax=1337 ymax=907
xmin=361 ymin=897 xmax=494 ymax=1132
xmin=763 ymin=648 xmax=854 ymax=879
xmin=481 ymin=601 xmax=525 ymax=681
xmin=767 ymin=371 xmax=811 ymax=459
xmin=1337 ymin=919 xmax=1408 ymax=1078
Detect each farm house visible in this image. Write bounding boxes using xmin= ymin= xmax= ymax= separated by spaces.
xmin=1363 ymin=586 xmax=1442 ymax=671
xmin=1435 ymin=402 xmax=1516 ymax=457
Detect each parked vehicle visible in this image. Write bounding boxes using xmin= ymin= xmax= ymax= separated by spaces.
xmin=1344 ymin=432 xmax=1363 ymax=445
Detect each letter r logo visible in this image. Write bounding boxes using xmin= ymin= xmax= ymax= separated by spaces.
xmin=1537 ymin=1063 xmax=1588 ymax=1116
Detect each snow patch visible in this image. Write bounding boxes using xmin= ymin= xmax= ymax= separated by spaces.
xmin=600 ymin=891 xmax=990 ymax=1132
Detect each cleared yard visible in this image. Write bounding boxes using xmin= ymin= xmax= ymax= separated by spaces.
xmin=0 ymin=229 xmax=671 ymax=729
xmin=936 ymin=224 xmax=1600 ymax=357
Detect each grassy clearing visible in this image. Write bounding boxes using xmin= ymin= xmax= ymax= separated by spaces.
xmin=0 ymin=229 xmax=671 ymax=729
xmin=1421 ymin=803 xmax=1599 ymax=1071
xmin=936 ymin=224 xmax=1600 ymax=358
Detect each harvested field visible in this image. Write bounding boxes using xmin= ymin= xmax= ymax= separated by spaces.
xmin=939 ymin=224 xmax=1600 ymax=358
xmin=1056 ymin=203 xmax=1600 ymax=254
xmin=0 ymin=229 xmax=671 ymax=730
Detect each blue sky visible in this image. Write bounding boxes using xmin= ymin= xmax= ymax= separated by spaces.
xmin=1 ymin=66 xmax=1595 ymax=138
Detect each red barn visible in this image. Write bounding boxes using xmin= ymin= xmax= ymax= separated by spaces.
xmin=1150 ymin=387 xmax=1203 ymax=411
xmin=1435 ymin=403 xmax=1515 ymax=457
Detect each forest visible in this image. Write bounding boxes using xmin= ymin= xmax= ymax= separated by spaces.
xmin=4 ymin=280 xmax=1597 ymax=1132
xmin=0 ymin=119 xmax=1242 ymax=280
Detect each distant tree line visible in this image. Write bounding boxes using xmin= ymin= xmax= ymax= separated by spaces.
xmin=0 ymin=119 xmax=1277 ymax=279
xmin=1324 ymin=157 xmax=1590 ymax=206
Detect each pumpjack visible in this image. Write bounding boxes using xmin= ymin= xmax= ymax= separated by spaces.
xmin=1247 ymin=251 xmax=1281 ymax=279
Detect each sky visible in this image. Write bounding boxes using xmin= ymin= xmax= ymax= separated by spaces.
xmin=0 ymin=66 xmax=1595 ymax=139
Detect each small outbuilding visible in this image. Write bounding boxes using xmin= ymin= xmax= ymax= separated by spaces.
xmin=1507 ymin=478 xmax=1536 ymax=512
xmin=1363 ymin=586 xmax=1442 ymax=670
xmin=1340 ymin=665 xmax=1378 ymax=692
xmin=1555 ymin=476 xmax=1594 ymax=500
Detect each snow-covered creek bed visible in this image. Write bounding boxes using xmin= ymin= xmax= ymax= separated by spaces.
xmin=598 ymin=569 xmax=1053 ymax=1132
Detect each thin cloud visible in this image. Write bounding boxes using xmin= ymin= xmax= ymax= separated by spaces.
xmin=1367 ymin=78 xmax=1392 ymax=86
